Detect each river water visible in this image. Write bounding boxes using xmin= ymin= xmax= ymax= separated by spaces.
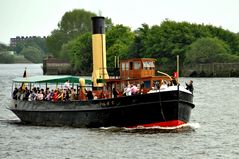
xmin=0 ymin=64 xmax=239 ymax=159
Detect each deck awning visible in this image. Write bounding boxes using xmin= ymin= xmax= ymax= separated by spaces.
xmin=12 ymin=75 xmax=92 ymax=84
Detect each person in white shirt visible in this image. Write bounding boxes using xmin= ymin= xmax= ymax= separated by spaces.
xmin=64 ymin=80 xmax=70 ymax=90
xmin=37 ymin=90 xmax=44 ymax=100
xmin=125 ymin=84 xmax=132 ymax=96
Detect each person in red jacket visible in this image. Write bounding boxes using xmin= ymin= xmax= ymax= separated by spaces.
xmin=53 ymin=90 xmax=59 ymax=102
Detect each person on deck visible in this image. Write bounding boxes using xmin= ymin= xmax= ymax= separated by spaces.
xmin=86 ymin=89 xmax=93 ymax=100
xmin=12 ymin=88 xmax=18 ymax=100
xmin=37 ymin=90 xmax=44 ymax=100
xmin=125 ymin=84 xmax=132 ymax=96
xmin=160 ymin=80 xmax=168 ymax=90
xmin=140 ymin=82 xmax=144 ymax=94
xmin=24 ymin=88 xmax=30 ymax=101
xmin=131 ymin=84 xmax=138 ymax=95
xmin=29 ymin=89 xmax=37 ymax=101
xmin=112 ymin=87 xmax=119 ymax=98
xmin=167 ymin=80 xmax=173 ymax=87
xmin=57 ymin=89 xmax=65 ymax=101
xmin=154 ymin=81 xmax=160 ymax=90
xmin=45 ymin=90 xmax=51 ymax=101
xmin=186 ymin=80 xmax=194 ymax=94
xmin=64 ymin=80 xmax=70 ymax=90
xmin=65 ymin=90 xmax=70 ymax=101
xmin=53 ymin=90 xmax=59 ymax=102
xmin=70 ymin=88 xmax=76 ymax=100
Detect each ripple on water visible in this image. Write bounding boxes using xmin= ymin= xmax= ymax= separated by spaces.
xmin=1 ymin=67 xmax=239 ymax=159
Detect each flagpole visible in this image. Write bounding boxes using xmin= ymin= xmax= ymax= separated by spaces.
xmin=177 ymin=55 xmax=179 ymax=83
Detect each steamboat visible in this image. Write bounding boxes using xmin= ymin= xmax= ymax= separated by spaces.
xmin=9 ymin=16 xmax=195 ymax=128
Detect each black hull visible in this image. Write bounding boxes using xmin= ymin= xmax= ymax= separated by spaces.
xmin=10 ymin=90 xmax=194 ymax=128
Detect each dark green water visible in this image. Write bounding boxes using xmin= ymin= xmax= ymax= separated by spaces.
xmin=0 ymin=64 xmax=238 ymax=159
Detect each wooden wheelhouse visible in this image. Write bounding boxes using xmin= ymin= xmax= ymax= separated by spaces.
xmin=104 ymin=58 xmax=173 ymax=97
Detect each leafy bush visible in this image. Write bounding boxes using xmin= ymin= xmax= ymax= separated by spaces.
xmin=185 ymin=37 xmax=231 ymax=64
xmin=20 ymin=47 xmax=43 ymax=63
xmin=0 ymin=51 xmax=14 ymax=63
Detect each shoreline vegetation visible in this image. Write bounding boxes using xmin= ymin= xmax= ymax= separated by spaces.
xmin=0 ymin=52 xmax=31 ymax=64
xmin=1 ymin=9 xmax=239 ymax=77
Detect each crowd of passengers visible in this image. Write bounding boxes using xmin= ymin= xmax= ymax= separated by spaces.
xmin=12 ymin=82 xmax=156 ymax=101
xmin=121 ymin=80 xmax=176 ymax=96
xmin=12 ymin=86 xmax=79 ymax=102
xmin=12 ymin=79 xmax=193 ymax=101
xmin=12 ymin=80 xmax=95 ymax=101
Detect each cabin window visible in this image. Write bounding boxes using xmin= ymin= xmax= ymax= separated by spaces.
xmin=130 ymin=62 xmax=133 ymax=70
xmin=143 ymin=61 xmax=155 ymax=70
xmin=133 ymin=61 xmax=141 ymax=70
xmin=121 ymin=63 xmax=125 ymax=70
xmin=125 ymin=63 xmax=129 ymax=70
xmin=143 ymin=62 xmax=150 ymax=70
xmin=149 ymin=62 xmax=155 ymax=70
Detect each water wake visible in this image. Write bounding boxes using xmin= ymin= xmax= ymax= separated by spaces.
xmin=100 ymin=123 xmax=200 ymax=133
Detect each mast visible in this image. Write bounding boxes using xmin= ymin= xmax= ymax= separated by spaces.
xmin=177 ymin=55 xmax=179 ymax=82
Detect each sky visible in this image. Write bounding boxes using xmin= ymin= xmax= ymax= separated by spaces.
xmin=0 ymin=0 xmax=239 ymax=45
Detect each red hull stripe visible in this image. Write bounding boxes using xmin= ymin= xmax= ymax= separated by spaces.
xmin=127 ymin=120 xmax=185 ymax=128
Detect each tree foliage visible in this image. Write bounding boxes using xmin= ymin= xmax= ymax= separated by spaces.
xmin=45 ymin=9 xmax=115 ymax=74
xmin=106 ymin=25 xmax=135 ymax=68
xmin=0 ymin=51 xmax=14 ymax=63
xmin=45 ymin=9 xmax=239 ymax=75
xmin=46 ymin=9 xmax=96 ymax=57
xmin=59 ymin=33 xmax=92 ymax=74
xmin=13 ymin=37 xmax=47 ymax=55
xmin=20 ymin=46 xmax=43 ymax=63
xmin=10 ymin=37 xmax=47 ymax=63
xmin=0 ymin=43 xmax=13 ymax=63
xmin=185 ymin=37 xmax=231 ymax=64
xmin=129 ymin=24 xmax=150 ymax=58
xmin=127 ymin=20 xmax=239 ymax=73
xmin=58 ymin=9 xmax=96 ymax=36
xmin=46 ymin=29 xmax=68 ymax=57
xmin=0 ymin=43 xmax=9 ymax=51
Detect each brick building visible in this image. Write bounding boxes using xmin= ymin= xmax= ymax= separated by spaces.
xmin=10 ymin=36 xmax=46 ymax=47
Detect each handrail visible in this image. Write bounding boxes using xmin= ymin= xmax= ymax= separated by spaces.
xmin=157 ymin=71 xmax=172 ymax=81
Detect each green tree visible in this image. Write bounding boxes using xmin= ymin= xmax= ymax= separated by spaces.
xmin=59 ymin=33 xmax=92 ymax=74
xmin=45 ymin=10 xmax=239 ymax=73
xmin=46 ymin=29 xmax=68 ymax=57
xmin=0 ymin=43 xmax=9 ymax=51
xmin=20 ymin=46 xmax=43 ymax=63
xmin=14 ymin=42 xmax=24 ymax=55
xmin=0 ymin=51 xmax=14 ymax=63
xmin=129 ymin=20 xmax=239 ymax=73
xmin=74 ymin=33 xmax=92 ymax=74
xmin=46 ymin=9 xmax=97 ymax=57
xmin=185 ymin=37 xmax=231 ymax=64
xmin=107 ymin=42 xmax=129 ymax=68
xmin=105 ymin=17 xmax=114 ymax=31
xmin=128 ymin=23 xmax=150 ymax=58
xmin=206 ymin=26 xmax=239 ymax=55
xmin=13 ymin=37 xmax=47 ymax=58
xmin=59 ymin=24 xmax=134 ymax=74
xmin=58 ymin=9 xmax=96 ymax=38
xmin=106 ymin=24 xmax=135 ymax=67
xmin=42 ymin=11 xmax=118 ymax=74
